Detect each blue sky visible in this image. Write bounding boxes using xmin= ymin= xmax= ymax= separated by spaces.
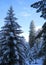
xmin=0 ymin=0 xmax=45 ymax=41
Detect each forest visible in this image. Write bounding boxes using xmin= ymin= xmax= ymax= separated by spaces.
xmin=0 ymin=0 xmax=46 ymax=65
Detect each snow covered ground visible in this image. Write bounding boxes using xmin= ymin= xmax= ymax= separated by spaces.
xmin=31 ymin=58 xmax=43 ymax=65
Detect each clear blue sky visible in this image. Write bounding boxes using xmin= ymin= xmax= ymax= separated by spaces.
xmin=0 ymin=0 xmax=45 ymax=41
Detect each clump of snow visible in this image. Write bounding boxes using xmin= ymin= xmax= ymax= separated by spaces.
xmin=10 ymin=32 xmax=14 ymax=37
xmin=0 ymin=57 xmax=3 ymax=64
xmin=15 ymin=51 xmax=19 ymax=60
xmin=13 ymin=40 xmax=17 ymax=44
xmin=25 ymin=59 xmax=30 ymax=65
xmin=3 ymin=49 xmax=10 ymax=54
xmin=6 ymin=36 xmax=9 ymax=40
xmin=31 ymin=58 xmax=43 ymax=65
xmin=8 ymin=22 xmax=11 ymax=25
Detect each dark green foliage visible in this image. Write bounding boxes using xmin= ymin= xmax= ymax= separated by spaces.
xmin=29 ymin=20 xmax=35 ymax=48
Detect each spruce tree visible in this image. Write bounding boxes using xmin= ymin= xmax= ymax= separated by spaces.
xmin=31 ymin=0 xmax=46 ymax=65
xmin=29 ymin=20 xmax=35 ymax=48
xmin=0 ymin=6 xmax=22 ymax=65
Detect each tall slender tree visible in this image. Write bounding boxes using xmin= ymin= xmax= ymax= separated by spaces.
xmin=29 ymin=20 xmax=36 ymax=48
xmin=31 ymin=0 xmax=46 ymax=65
xmin=0 ymin=6 xmax=22 ymax=65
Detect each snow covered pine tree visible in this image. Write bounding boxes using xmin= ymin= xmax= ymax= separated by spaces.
xmin=0 ymin=6 xmax=32 ymax=65
xmin=0 ymin=6 xmax=22 ymax=65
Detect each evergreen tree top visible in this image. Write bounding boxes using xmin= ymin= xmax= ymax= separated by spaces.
xmin=30 ymin=20 xmax=35 ymax=28
xmin=5 ymin=6 xmax=17 ymax=21
xmin=29 ymin=20 xmax=35 ymax=32
xmin=1 ymin=6 xmax=23 ymax=35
